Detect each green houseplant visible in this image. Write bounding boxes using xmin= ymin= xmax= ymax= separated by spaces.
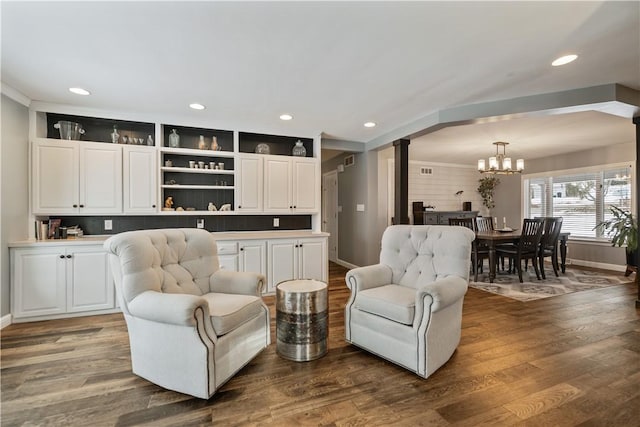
xmin=477 ymin=176 xmax=500 ymax=209
xmin=595 ymin=206 xmax=638 ymax=276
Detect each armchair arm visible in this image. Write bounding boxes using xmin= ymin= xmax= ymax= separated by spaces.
xmin=346 ymin=264 xmax=393 ymax=293
xmin=414 ymin=276 xmax=468 ymax=328
xmin=210 ymin=269 xmax=265 ymax=296
xmin=128 ymin=291 xmax=210 ymax=326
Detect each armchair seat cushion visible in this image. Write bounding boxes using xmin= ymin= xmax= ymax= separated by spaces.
xmin=203 ymin=293 xmax=264 ymax=336
xmin=355 ymin=284 xmax=416 ymax=325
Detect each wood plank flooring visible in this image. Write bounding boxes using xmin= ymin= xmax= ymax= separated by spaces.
xmin=2 ymin=263 xmax=638 ymax=426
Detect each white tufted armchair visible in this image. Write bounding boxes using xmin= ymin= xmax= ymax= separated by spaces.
xmin=345 ymin=225 xmax=474 ymax=378
xmin=104 ymin=228 xmax=270 ymax=399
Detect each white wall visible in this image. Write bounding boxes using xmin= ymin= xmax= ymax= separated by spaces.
xmin=1 ymin=94 xmax=30 ymax=317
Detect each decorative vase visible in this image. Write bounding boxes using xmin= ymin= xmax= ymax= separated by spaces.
xmin=146 ymin=135 xmax=154 ymax=146
xmin=292 ymin=140 xmax=306 ymax=157
xmin=198 ymin=135 xmax=207 ymax=150
xmin=255 ymin=143 xmax=270 ymax=154
xmin=110 ymin=125 xmax=120 ymax=144
xmin=211 ymin=136 xmax=219 ymax=151
xmin=168 ymin=129 xmax=180 ymax=148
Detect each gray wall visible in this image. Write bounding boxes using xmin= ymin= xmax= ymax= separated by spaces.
xmin=1 ymin=95 xmax=30 ymax=317
xmin=322 ymin=151 xmax=381 ymax=267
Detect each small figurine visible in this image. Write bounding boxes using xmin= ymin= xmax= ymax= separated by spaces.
xmin=164 ymin=196 xmax=173 ymax=209
xmin=207 ymin=202 xmax=217 ymax=211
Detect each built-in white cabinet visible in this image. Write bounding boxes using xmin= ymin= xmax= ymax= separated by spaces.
xmin=11 ymin=244 xmax=115 ymax=321
xmin=32 ymin=140 xmax=122 ymax=214
xmin=263 ymin=156 xmax=318 ymax=214
xmin=123 ymin=145 xmax=157 ymax=213
xmin=217 ymin=235 xmax=327 ymax=294
xmin=267 ymin=237 xmax=327 ymax=292
xmin=236 ymin=154 xmax=264 ymax=212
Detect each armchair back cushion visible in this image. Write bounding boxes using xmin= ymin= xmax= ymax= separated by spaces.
xmin=380 ymin=225 xmax=474 ymax=287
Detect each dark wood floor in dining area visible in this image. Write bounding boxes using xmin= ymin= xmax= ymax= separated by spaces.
xmin=1 ymin=262 xmax=638 ymax=426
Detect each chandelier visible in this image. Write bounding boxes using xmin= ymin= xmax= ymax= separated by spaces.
xmin=477 ymin=142 xmax=524 ymax=174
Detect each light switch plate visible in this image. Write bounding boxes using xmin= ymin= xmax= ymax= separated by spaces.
xmin=196 ymin=219 xmax=205 ymax=229
xmin=273 ymin=218 xmax=280 ymax=227
xmin=104 ymin=219 xmax=113 ymax=230
xmin=356 ymin=204 xmax=365 ymax=212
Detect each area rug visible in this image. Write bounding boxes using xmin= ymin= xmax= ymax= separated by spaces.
xmin=469 ymin=267 xmax=630 ymax=302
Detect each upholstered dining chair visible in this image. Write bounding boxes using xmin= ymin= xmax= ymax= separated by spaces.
xmin=104 ymin=228 xmax=270 ymax=399
xmin=538 ymin=217 xmax=563 ymax=279
xmin=345 ymin=225 xmax=475 ymax=379
xmin=496 ymin=218 xmax=545 ymax=282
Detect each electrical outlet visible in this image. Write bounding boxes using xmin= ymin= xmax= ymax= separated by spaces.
xmin=357 ymin=204 xmax=365 ymax=212
xmin=104 ymin=219 xmax=113 ymax=231
xmin=196 ymin=219 xmax=205 ymax=229
xmin=273 ymin=218 xmax=280 ymax=227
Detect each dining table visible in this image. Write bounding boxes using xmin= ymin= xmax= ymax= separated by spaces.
xmin=474 ymin=230 xmax=570 ymax=283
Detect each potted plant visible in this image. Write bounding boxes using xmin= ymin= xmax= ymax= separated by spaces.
xmin=595 ymin=206 xmax=638 ymax=276
xmin=477 ymin=176 xmax=500 ymax=210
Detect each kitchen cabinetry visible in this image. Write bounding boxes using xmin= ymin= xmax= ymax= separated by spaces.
xmin=32 ymin=140 xmax=122 ymax=214
xmin=236 ymin=154 xmax=263 ymax=212
xmin=263 ymin=156 xmax=318 ymax=213
xmin=123 ymin=145 xmax=157 ymax=213
xmin=267 ymin=237 xmax=327 ymax=292
xmin=216 ymin=240 xmax=267 ymax=287
xmin=11 ymin=244 xmax=115 ymax=321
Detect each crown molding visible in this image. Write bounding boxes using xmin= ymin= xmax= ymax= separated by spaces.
xmin=1 ymin=82 xmax=31 ymax=107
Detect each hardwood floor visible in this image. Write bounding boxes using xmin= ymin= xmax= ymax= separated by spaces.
xmin=2 ymin=262 xmax=638 ymax=426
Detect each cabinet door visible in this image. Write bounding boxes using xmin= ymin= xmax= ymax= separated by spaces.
xmin=267 ymin=239 xmax=297 ymax=292
xmin=123 ymin=146 xmax=157 ymax=213
xmin=264 ymin=157 xmax=292 ymax=212
xmin=67 ymin=246 xmax=115 ymax=312
xmin=79 ymin=143 xmax=122 ymax=214
xmin=292 ymin=158 xmax=318 ymax=213
xmin=32 ymin=140 xmax=79 ymax=214
xmin=298 ymin=238 xmax=327 ymax=282
xmin=236 ymin=155 xmax=263 ymax=212
xmin=11 ymin=248 xmax=66 ymax=318
xmin=239 ymin=240 xmax=267 ymax=277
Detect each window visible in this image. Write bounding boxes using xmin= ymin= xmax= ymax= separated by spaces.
xmin=523 ymin=164 xmax=633 ymax=240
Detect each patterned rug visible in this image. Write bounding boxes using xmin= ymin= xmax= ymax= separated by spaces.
xmin=469 ymin=267 xmax=630 ymax=302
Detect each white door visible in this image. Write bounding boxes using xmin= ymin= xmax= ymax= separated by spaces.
xmin=267 ymin=239 xmax=297 ymax=292
xmin=79 ymin=143 xmax=122 ymax=214
xmin=264 ymin=157 xmax=292 ymax=212
xmin=67 ymin=246 xmax=115 ymax=312
xmin=12 ymin=247 xmax=67 ymax=318
xmin=322 ymin=171 xmax=338 ymax=262
xmin=298 ymin=238 xmax=327 ymax=282
xmin=236 ymin=154 xmax=263 ymax=212
xmin=292 ymin=158 xmax=318 ymax=212
xmin=123 ymin=146 xmax=157 ymax=213
xmin=32 ymin=140 xmax=79 ymax=214
xmin=239 ymin=240 xmax=267 ymax=278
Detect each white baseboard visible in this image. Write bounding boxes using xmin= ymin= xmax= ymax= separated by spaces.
xmin=0 ymin=314 xmax=12 ymax=329
xmin=569 ymin=259 xmax=627 ymax=273
xmin=335 ymin=258 xmax=359 ymax=270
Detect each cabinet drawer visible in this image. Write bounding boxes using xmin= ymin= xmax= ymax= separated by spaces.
xmin=217 ymin=242 xmax=238 ymax=255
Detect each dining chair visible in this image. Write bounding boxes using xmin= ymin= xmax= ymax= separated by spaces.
xmin=538 ymin=217 xmax=563 ymax=279
xmin=475 ymin=216 xmax=494 ymax=232
xmin=449 ymin=217 xmax=484 ymax=281
xmin=496 ymin=218 xmax=545 ymax=283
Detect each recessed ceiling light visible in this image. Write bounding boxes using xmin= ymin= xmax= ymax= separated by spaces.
xmin=551 ymin=54 xmax=578 ymax=66
xmin=364 ymin=122 xmax=376 ymax=128
xmin=189 ymin=103 xmax=206 ymax=110
xmin=69 ymin=87 xmax=90 ymax=96
xmin=280 ymin=114 xmax=293 ymax=121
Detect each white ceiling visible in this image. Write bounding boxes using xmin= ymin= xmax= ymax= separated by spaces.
xmin=2 ymin=1 xmax=639 ymax=158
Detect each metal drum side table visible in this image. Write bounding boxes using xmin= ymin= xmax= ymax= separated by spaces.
xmin=276 ymin=279 xmax=328 ymax=362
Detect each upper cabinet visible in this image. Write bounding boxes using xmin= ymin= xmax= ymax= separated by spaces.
xmin=30 ymin=109 xmax=320 ymax=217
xmin=33 ymin=140 xmax=122 ymax=214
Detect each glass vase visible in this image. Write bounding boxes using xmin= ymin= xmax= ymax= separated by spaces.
xmin=292 ymin=140 xmax=306 ymax=157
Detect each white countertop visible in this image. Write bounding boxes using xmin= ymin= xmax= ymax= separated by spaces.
xmin=9 ymin=230 xmax=329 ymax=248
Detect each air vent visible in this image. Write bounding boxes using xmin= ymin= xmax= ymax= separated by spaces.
xmin=420 ymin=167 xmax=433 ymax=176
xmin=344 ymin=155 xmax=355 ymax=167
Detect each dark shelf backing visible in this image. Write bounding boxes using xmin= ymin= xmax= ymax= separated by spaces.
xmin=239 ymin=132 xmax=313 ymax=157
xmin=46 ymin=113 xmax=154 ymax=144
xmin=162 ymin=124 xmax=233 ymax=151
